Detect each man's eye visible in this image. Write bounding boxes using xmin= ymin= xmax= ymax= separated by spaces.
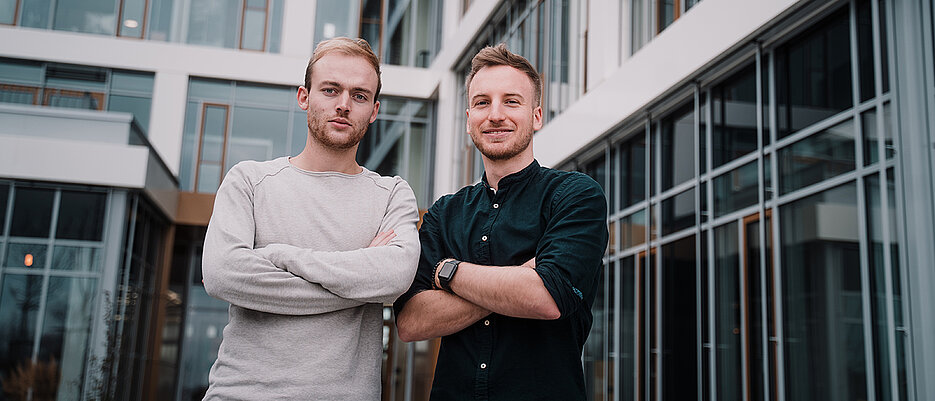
xmin=323 ymin=88 xmax=336 ymax=94
xmin=354 ymin=94 xmax=367 ymax=101
xmin=474 ymin=101 xmax=488 ymax=107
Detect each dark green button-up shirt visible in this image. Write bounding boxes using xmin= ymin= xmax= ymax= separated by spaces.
xmin=394 ymin=160 xmax=609 ymax=401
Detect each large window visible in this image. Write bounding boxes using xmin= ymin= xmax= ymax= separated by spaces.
xmin=0 ymin=58 xmax=154 ymax=134
xmin=315 ymin=0 xmax=443 ymax=67
xmin=2 ymin=0 xmax=283 ymax=52
xmin=630 ymin=0 xmax=704 ymax=54
xmin=0 ymin=182 xmax=109 ymax=400
xmin=570 ymin=1 xmax=905 ymax=400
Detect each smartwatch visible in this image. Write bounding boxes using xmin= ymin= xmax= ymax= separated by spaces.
xmin=437 ymin=259 xmax=461 ymax=292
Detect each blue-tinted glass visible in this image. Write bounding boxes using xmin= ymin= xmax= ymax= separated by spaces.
xmin=864 ymin=174 xmax=893 ymax=401
xmin=883 ymin=102 xmax=894 ymax=159
xmin=45 ymin=65 xmax=107 ymax=91
xmin=118 ymin=0 xmax=146 ymax=37
xmin=0 ymin=59 xmax=42 ymax=84
xmin=108 ymin=95 xmax=152 ymax=132
xmin=147 ymin=0 xmax=173 ymax=41
xmin=240 ymin=8 xmax=266 ymax=51
xmin=225 ymin=106 xmax=288 ymax=170
xmin=197 ymin=164 xmax=222 ymax=193
xmin=862 ymin=108 xmax=879 ymax=166
xmin=781 ymin=182 xmax=866 ymax=401
xmin=268 ymin=0 xmax=283 ymax=53
xmin=189 ymin=79 xmax=232 ymax=102
xmin=187 ymin=0 xmax=239 ymax=48
xmin=55 ymin=191 xmax=106 ymax=241
xmin=52 ymin=246 xmax=101 ymax=271
xmin=180 ymin=101 xmax=199 ymax=191
xmin=0 ymin=0 xmax=15 ymax=24
xmin=111 ymin=71 xmax=154 ymax=93
xmin=177 ymin=307 xmax=228 ymax=400
xmin=386 ymin=0 xmax=413 ymax=66
xmin=779 ymin=118 xmax=855 ymax=194
xmin=200 ymin=106 xmax=228 ymax=163
xmin=234 ymin=83 xmax=291 ymax=107
xmin=291 ymin=110 xmax=307 ymax=156
xmin=0 ymin=274 xmax=43 ymax=381
xmin=20 ymin=0 xmax=51 ymax=29
xmin=407 ymin=122 xmax=429 ymax=207
xmin=5 ymin=243 xmax=47 ymax=268
xmin=37 ymin=277 xmax=97 ymax=398
xmin=714 ymin=161 xmax=758 ymax=217
xmin=314 ymin=1 xmax=359 ymax=43
xmin=53 ymin=0 xmax=115 ymax=35
xmin=776 ymin=8 xmax=852 ymax=138
xmin=10 ymin=187 xmax=54 ymax=238
xmin=661 ymin=188 xmax=694 ymax=235
xmin=712 ymin=64 xmax=758 ymax=168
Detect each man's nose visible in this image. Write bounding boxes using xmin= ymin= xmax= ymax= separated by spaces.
xmin=336 ymin=91 xmax=351 ymax=114
xmin=488 ymin=102 xmax=506 ymax=121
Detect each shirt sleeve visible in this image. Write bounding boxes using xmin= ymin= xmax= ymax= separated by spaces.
xmin=202 ymin=164 xmax=365 ymax=315
xmin=255 ymin=178 xmax=421 ymax=304
xmin=534 ymin=173 xmax=609 ymax=319
xmin=392 ymin=202 xmax=445 ymax=316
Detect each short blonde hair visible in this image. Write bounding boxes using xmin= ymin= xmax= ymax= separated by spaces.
xmin=465 ymin=43 xmax=542 ymax=106
xmin=305 ymin=37 xmax=382 ymax=101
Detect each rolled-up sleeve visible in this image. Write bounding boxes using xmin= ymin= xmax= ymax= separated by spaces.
xmin=534 ymin=174 xmax=609 ymax=319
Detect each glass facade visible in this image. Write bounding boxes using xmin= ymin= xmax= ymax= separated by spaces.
xmin=573 ymin=1 xmax=907 ymax=400
xmin=1 ymin=0 xmax=283 ymax=52
xmin=179 ymin=78 xmax=436 ymax=208
xmin=631 ymin=0 xmax=705 ymax=54
xmin=0 ymin=58 xmax=154 ymax=134
xmin=315 ymin=0 xmax=443 ymax=67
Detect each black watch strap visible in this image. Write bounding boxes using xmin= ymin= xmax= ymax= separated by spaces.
xmin=438 ymin=259 xmax=461 ymax=292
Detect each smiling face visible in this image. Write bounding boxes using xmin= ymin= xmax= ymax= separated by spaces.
xmin=466 ymin=65 xmax=543 ymax=162
xmin=297 ymin=53 xmax=380 ymax=151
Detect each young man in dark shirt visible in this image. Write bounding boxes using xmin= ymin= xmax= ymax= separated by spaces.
xmin=393 ymin=44 xmax=609 ymax=400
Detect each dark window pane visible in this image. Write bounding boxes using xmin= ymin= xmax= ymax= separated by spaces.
xmin=658 ymin=0 xmax=675 ymax=32
xmin=864 ymin=174 xmax=893 ymax=401
xmin=778 ymin=118 xmax=855 ymax=194
xmin=56 ymin=191 xmax=106 ymax=241
xmin=714 ymin=161 xmax=758 ymax=217
xmin=37 ymin=277 xmax=97 ymax=398
xmin=584 ymin=258 xmax=606 ymax=401
xmin=0 ymin=183 xmax=8 ymax=230
xmin=619 ymin=135 xmax=646 ymax=208
xmin=857 ymin=0 xmax=875 ymax=102
xmin=762 ymin=53 xmax=771 ymax=146
xmin=776 ymin=8 xmax=852 ymax=138
xmin=699 ymin=95 xmax=708 ymax=174
xmin=619 ymin=256 xmax=636 ymax=400
xmin=662 ymin=236 xmax=697 ymax=401
xmin=744 ymin=217 xmax=768 ymax=401
xmin=583 ymin=156 xmax=607 ymax=194
xmin=879 ymin=0 xmax=889 ymax=94
xmin=781 ymin=182 xmax=866 ymax=401
xmin=10 ymin=187 xmax=54 ymax=238
xmin=661 ymin=188 xmax=695 ymax=235
xmin=0 ymin=274 xmax=43 ymax=387
xmin=862 ymin=108 xmax=879 ymax=166
xmin=883 ymin=102 xmax=894 ymax=159
xmin=713 ymin=64 xmax=758 ymax=168
xmin=661 ymin=104 xmax=695 ymax=190
xmin=5 ymin=243 xmax=48 ymax=269
xmin=715 ymin=222 xmax=742 ymax=401
xmin=620 ymin=209 xmax=647 ymax=250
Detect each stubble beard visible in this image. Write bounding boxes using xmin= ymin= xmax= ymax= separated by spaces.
xmin=470 ymin=125 xmax=533 ymax=161
xmin=307 ymin=113 xmax=367 ymax=151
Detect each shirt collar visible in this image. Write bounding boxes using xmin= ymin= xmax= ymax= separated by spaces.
xmin=481 ymin=159 xmax=540 ymax=191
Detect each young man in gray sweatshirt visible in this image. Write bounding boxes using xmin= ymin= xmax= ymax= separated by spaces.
xmin=201 ymin=37 xmax=420 ymax=400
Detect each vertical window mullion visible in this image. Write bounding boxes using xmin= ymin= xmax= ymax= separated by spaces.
xmin=28 ymin=190 xmax=61 ymax=364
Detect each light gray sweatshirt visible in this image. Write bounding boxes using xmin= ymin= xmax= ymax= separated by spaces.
xmin=201 ymin=157 xmax=420 ymax=400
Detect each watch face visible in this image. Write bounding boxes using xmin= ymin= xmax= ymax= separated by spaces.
xmin=438 ymin=261 xmax=456 ymax=279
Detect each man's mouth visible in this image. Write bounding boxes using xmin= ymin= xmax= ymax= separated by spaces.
xmin=330 ymin=118 xmax=351 ymax=128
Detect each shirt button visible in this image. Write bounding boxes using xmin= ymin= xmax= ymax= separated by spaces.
xmin=493 ymin=203 xmax=499 ymax=209
xmin=484 ymin=320 xmax=490 ymax=326
xmin=481 ymin=235 xmax=488 ymax=241
xmin=480 ymin=363 xmax=487 ymax=369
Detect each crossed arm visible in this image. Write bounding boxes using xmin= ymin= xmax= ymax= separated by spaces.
xmin=203 ymin=165 xmax=420 ymax=315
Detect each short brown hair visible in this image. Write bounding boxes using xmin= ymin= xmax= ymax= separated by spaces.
xmin=465 ymin=43 xmax=542 ymax=106
xmin=305 ymin=37 xmax=382 ymax=101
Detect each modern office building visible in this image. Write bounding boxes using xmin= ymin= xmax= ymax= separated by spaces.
xmin=1 ymin=0 xmax=933 ymax=400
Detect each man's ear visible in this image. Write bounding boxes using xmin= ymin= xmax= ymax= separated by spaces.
xmin=296 ymin=86 xmax=309 ymax=110
xmin=369 ymin=100 xmax=381 ymax=124
xmin=532 ymin=105 xmax=543 ymax=131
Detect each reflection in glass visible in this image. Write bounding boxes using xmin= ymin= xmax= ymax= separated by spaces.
xmin=10 ymin=187 xmax=54 ymax=238
xmin=108 ymin=94 xmax=153 ymax=133
xmin=314 ymin=1 xmax=360 ymax=44
xmin=584 ymin=257 xmax=606 ymax=401
xmin=661 ymin=104 xmax=695 ymax=190
xmin=20 ymin=0 xmax=51 ymax=29
xmin=778 ymin=118 xmax=855 ymax=194
xmin=712 ymin=64 xmax=758 ymax=168
xmin=583 ymin=156 xmax=607 ymax=195
xmin=37 ymin=277 xmax=97 ymax=399
xmin=0 ymin=0 xmax=15 ymax=24
xmin=715 ymin=222 xmax=742 ymax=401
xmin=776 ymin=8 xmax=852 ymax=138
xmin=0 ymin=183 xmax=8 ymax=230
xmin=178 ymin=308 xmax=228 ymax=401
xmin=618 ymin=135 xmax=646 ymax=209
xmin=744 ymin=215 xmax=768 ymax=401
xmin=883 ymin=102 xmax=894 ymax=159
xmin=52 ymin=246 xmax=101 ymax=272
xmin=6 ymin=243 xmax=47 ymax=269
xmin=619 ymin=256 xmax=636 ymax=400
xmin=187 ymin=0 xmax=239 ymax=48
xmin=56 ymin=191 xmax=106 ymax=241
xmin=620 ymin=209 xmax=647 ymax=250
xmin=118 ymin=0 xmax=147 ymax=37
xmin=781 ymin=183 xmax=866 ymax=401
xmin=226 ymin=107 xmax=289 ymax=171
xmin=241 ymin=5 xmax=267 ymax=51
xmin=662 ymin=236 xmax=697 ymax=401
xmin=53 ymin=0 xmax=116 ymax=35
xmin=862 ymin=108 xmax=879 ymax=166
xmin=0 ymin=274 xmax=43 ymax=395
xmin=661 ymin=188 xmax=694 ymax=236
xmin=148 ymin=0 xmax=173 ymax=41
xmin=714 ymin=161 xmax=758 ymax=217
